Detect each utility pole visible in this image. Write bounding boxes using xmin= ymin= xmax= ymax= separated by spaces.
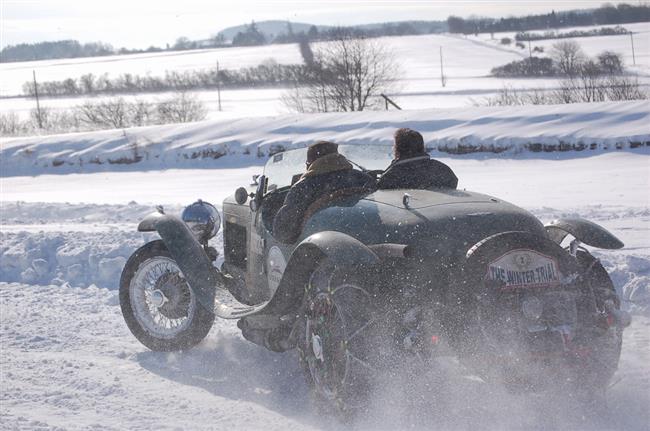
xmin=439 ymin=46 xmax=447 ymax=88
xmin=216 ymin=61 xmax=222 ymax=111
xmin=32 ymin=70 xmax=43 ymax=129
xmin=528 ymin=39 xmax=532 ymax=58
xmin=629 ymin=32 xmax=636 ymax=66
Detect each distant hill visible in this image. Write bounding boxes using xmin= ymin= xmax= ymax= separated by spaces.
xmin=217 ymin=21 xmax=329 ymax=42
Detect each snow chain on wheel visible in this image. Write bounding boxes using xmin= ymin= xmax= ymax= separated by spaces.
xmin=297 ymin=259 xmax=380 ymax=420
xmin=119 ymin=240 xmax=214 ymax=351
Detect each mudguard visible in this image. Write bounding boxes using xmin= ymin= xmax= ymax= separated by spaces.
xmin=138 ymin=212 xmax=269 ymax=318
xmin=137 ymin=212 xmax=165 ymax=232
xmin=261 ymin=231 xmax=379 ymax=317
xmin=545 ymin=217 xmax=624 ymax=250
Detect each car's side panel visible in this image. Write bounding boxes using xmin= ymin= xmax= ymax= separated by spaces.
xmin=222 ymin=196 xmax=253 ymax=271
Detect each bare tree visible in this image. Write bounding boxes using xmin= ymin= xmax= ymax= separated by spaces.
xmin=551 ymin=41 xmax=585 ymax=77
xmin=29 ymin=105 xmax=50 ymax=130
xmin=605 ymin=76 xmax=647 ymax=101
xmin=284 ymin=29 xmax=401 ymax=113
xmin=77 ymin=98 xmax=129 ymax=128
xmin=156 ymin=92 xmax=207 ymax=123
xmin=130 ymin=100 xmax=154 ymax=126
xmin=0 ymin=112 xmax=27 ymax=136
xmin=597 ymin=51 xmax=624 ymax=74
xmin=576 ymin=60 xmax=606 ymax=102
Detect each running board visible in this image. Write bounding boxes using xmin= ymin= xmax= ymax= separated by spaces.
xmin=213 ymin=286 xmax=269 ymax=319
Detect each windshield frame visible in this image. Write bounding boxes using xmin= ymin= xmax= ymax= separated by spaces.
xmin=262 ymin=144 xmax=394 ymax=194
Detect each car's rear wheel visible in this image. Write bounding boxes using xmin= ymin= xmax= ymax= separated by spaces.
xmin=120 ymin=240 xmax=215 ymax=351
xmin=297 ymin=260 xmax=381 ymax=419
xmin=454 ymin=232 xmax=624 ymax=397
xmin=454 ymin=232 xmax=583 ymax=389
xmin=573 ymin=250 xmax=623 ymax=395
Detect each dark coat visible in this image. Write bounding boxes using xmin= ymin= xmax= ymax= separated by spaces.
xmin=273 ymin=154 xmax=372 ymax=244
xmin=377 ymin=155 xmax=458 ymax=190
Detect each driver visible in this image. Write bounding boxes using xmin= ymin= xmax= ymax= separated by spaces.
xmin=378 ymin=128 xmax=458 ymax=189
xmin=273 ymin=141 xmax=372 ymax=244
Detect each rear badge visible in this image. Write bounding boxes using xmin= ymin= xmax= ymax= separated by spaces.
xmin=487 ymin=249 xmax=561 ymax=289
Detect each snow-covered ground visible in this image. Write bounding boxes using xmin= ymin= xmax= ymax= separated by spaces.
xmin=1 ymin=100 xmax=649 ymax=429
xmin=1 ymin=22 xmax=648 ymax=119
xmin=2 ymin=100 xmax=649 ymax=177
xmin=1 ymin=154 xmax=649 ymax=430
xmin=1 ymin=282 xmax=648 ymax=430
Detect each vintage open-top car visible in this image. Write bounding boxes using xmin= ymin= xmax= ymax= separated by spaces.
xmin=120 ymin=145 xmax=630 ymax=416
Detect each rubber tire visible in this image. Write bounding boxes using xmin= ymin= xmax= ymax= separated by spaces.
xmin=120 ymin=240 xmax=215 ymax=351
xmin=574 ymin=249 xmax=622 ymax=393
xmin=297 ymin=260 xmax=380 ymax=420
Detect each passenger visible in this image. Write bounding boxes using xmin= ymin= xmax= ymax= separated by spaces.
xmin=378 ymin=128 xmax=458 ymax=190
xmin=273 ymin=141 xmax=372 ymax=244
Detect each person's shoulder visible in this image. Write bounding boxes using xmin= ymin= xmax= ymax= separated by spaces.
xmin=352 ymin=168 xmax=373 ymax=178
xmin=426 ymin=158 xmax=454 ymax=170
xmin=393 ymin=155 xmax=430 ymax=167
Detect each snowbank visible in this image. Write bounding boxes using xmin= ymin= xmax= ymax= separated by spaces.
xmin=0 ymin=202 xmax=183 ymax=289
xmin=2 ymin=100 xmax=648 ymax=176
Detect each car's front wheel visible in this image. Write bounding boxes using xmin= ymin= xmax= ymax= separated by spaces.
xmin=119 ymin=240 xmax=214 ymax=351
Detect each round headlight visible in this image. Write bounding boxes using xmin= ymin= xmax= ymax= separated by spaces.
xmin=181 ymin=199 xmax=221 ymax=242
xmin=522 ymin=297 xmax=543 ymax=320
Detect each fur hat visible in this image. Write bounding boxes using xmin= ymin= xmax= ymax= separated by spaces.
xmin=307 ymin=140 xmax=338 ymax=164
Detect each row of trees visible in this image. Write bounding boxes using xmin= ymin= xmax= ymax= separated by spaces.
xmin=4 ymin=3 xmax=646 ymax=62
xmin=491 ymin=41 xmax=625 ymax=77
xmin=233 ymin=20 xmax=445 ymax=47
xmin=484 ymin=42 xmax=646 ymax=106
xmin=16 ymin=28 xmax=402 ymax=116
xmin=515 ymin=25 xmax=629 ymax=41
xmin=482 ymin=74 xmax=646 ymax=107
xmin=0 ymin=21 xmax=439 ymax=62
xmin=0 ymin=92 xmax=207 ymax=136
xmin=23 ymin=61 xmax=310 ymax=97
xmin=0 ymin=40 xmax=115 ymax=63
xmin=448 ymin=3 xmax=649 ymax=34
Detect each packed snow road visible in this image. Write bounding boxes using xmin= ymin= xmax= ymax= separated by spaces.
xmin=1 ymin=282 xmax=649 ymax=430
xmin=1 ymin=150 xmax=649 ymax=430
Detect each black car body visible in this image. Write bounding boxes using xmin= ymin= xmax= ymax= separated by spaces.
xmin=121 ymin=145 xmax=629 ymax=417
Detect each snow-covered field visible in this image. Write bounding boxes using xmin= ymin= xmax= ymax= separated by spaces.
xmin=1 ymin=22 xmax=648 ymax=119
xmin=1 ymin=98 xmax=649 ymax=429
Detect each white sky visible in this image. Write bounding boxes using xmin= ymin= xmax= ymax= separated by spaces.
xmin=1 ymin=0 xmax=609 ymax=49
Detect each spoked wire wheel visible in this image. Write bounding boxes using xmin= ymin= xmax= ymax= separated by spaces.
xmin=299 ymin=260 xmax=380 ymax=418
xmin=130 ymin=256 xmax=195 ymax=337
xmin=120 ymin=240 xmax=214 ymax=351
